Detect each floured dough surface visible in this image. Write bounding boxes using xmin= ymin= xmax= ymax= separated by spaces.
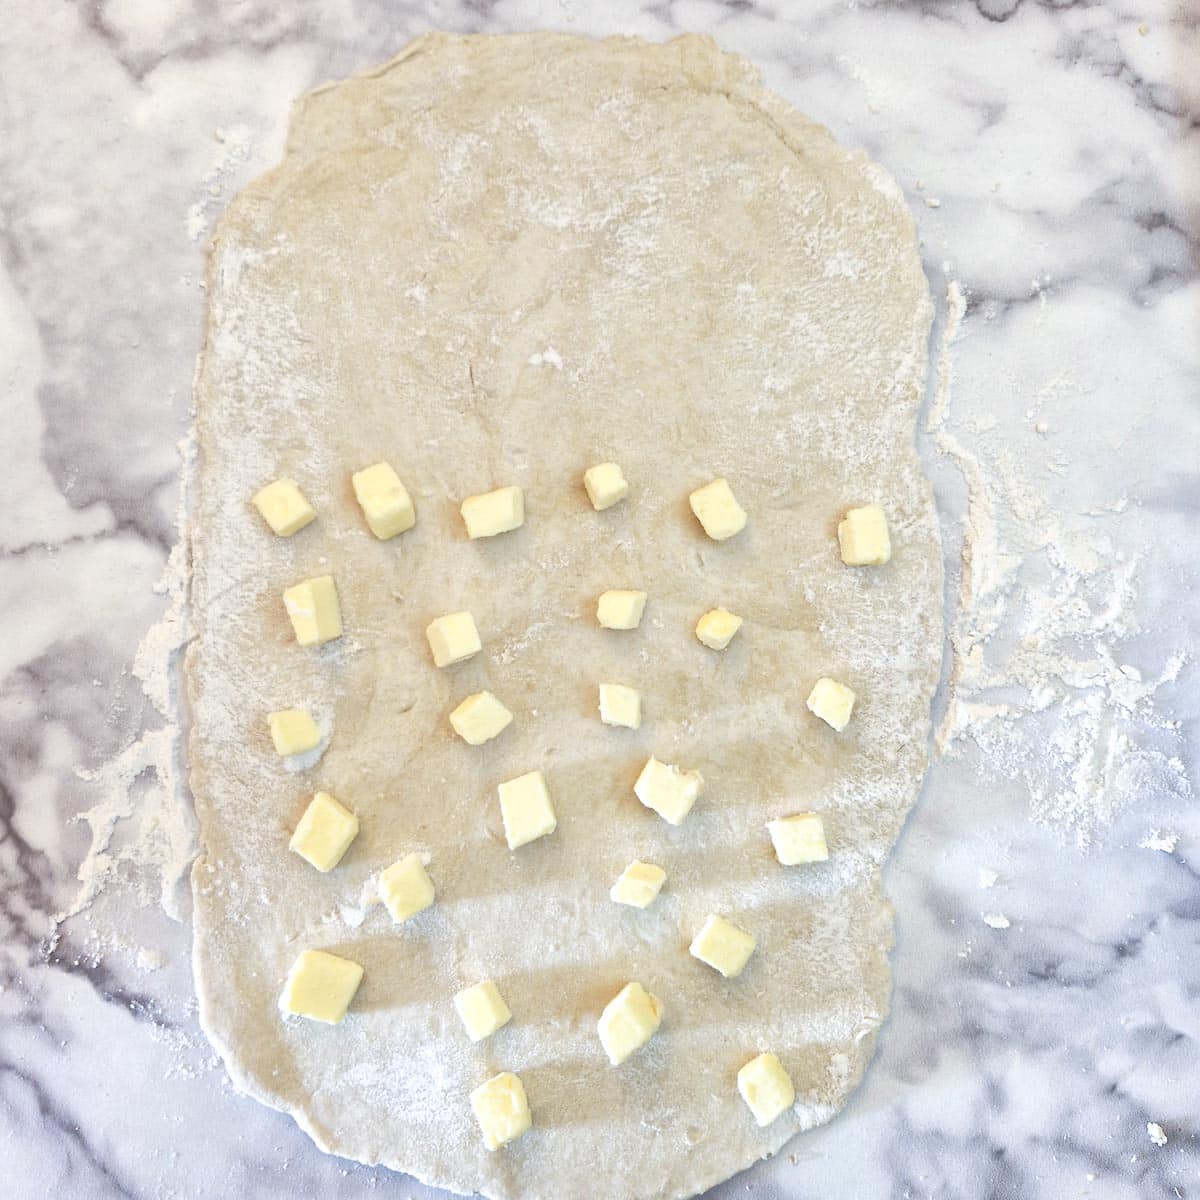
xmin=189 ymin=32 xmax=941 ymax=1200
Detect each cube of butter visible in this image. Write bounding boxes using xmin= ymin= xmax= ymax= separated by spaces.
xmin=454 ymin=980 xmax=512 ymax=1042
xmin=597 ymin=981 xmax=664 ymax=1066
xmin=689 ymin=477 xmax=747 ymax=541
xmin=283 ymin=574 xmax=343 ymax=646
xmin=279 ymin=948 xmax=363 ymax=1024
xmin=690 ymin=913 xmax=756 ymax=978
xmin=378 ymin=853 xmax=435 ymax=923
xmin=584 ymin=462 xmax=629 ymax=511
xmin=461 ymin=485 xmax=524 ymax=539
xmin=597 ymin=589 xmax=647 ymax=630
xmin=426 ymin=611 xmax=481 ymax=668
xmin=634 ymin=757 xmax=704 ymax=826
xmin=449 ymin=691 xmax=513 ymax=745
xmin=267 ymin=708 xmax=321 ymax=757
xmin=767 ymin=812 xmax=829 ymax=866
xmin=838 ymin=503 xmax=891 ymax=566
xmin=252 ymin=478 xmax=316 ymax=537
xmin=696 ymin=608 xmax=743 ymax=650
xmin=351 ymin=461 xmax=416 ymax=540
xmin=599 ymin=683 xmax=642 ymax=729
xmin=737 ymin=1052 xmax=796 ymax=1127
xmin=806 ymin=677 xmax=856 ymax=732
xmin=610 ymin=860 xmax=666 ymax=908
xmin=470 ymin=1071 xmax=531 ymax=1150
xmin=289 ymin=791 xmax=359 ymax=871
xmin=498 ymin=770 xmax=557 ymax=849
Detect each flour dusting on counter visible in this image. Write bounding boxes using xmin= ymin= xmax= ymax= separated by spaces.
xmin=63 ymin=434 xmax=198 ymax=928
xmin=929 ymin=283 xmax=1190 ymax=844
xmin=186 ymin=125 xmax=252 ymax=243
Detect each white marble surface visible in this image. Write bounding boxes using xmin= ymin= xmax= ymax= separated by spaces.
xmin=2 ymin=1 xmax=1198 ymax=1197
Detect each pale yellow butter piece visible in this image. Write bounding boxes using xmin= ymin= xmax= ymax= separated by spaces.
xmin=584 ymin=462 xmax=629 ymax=511
xmin=470 ymin=1071 xmax=531 ymax=1150
xmin=806 ymin=677 xmax=856 ymax=732
xmin=252 ymin=478 xmax=316 ymax=537
xmin=351 ymin=460 xmax=416 ymax=539
xmin=838 ymin=503 xmax=891 ymax=566
xmin=610 ymin=860 xmax=666 ymax=908
xmin=597 ymin=981 xmax=663 ymax=1066
xmin=461 ymin=485 xmax=524 ymax=539
xmin=426 ymin=611 xmax=481 ymax=668
xmin=696 ymin=608 xmax=743 ymax=650
xmin=449 ymin=691 xmax=513 ymax=745
xmin=498 ymin=770 xmax=557 ymax=849
xmin=767 ymin=812 xmax=829 ymax=865
xmin=634 ymin=756 xmax=704 ymax=826
xmin=598 ymin=683 xmax=641 ymax=729
xmin=267 ymin=708 xmax=320 ymax=757
xmin=690 ymin=913 xmax=756 ymax=978
xmin=454 ymin=980 xmax=512 ymax=1042
xmin=279 ymin=948 xmax=363 ymax=1024
xmin=283 ymin=574 xmax=343 ymax=646
xmin=378 ymin=852 xmax=435 ymax=923
xmin=737 ymin=1052 xmax=795 ymax=1126
xmin=597 ymin=589 xmax=646 ymax=630
xmin=289 ymin=791 xmax=359 ymax=871
xmin=689 ymin=477 xmax=747 ymax=541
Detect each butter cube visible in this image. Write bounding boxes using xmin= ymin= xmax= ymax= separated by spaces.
xmin=283 ymin=574 xmax=343 ymax=646
xmin=454 ymin=980 xmax=512 ymax=1042
xmin=378 ymin=852 xmax=435 ymax=923
xmin=689 ymin=477 xmax=747 ymax=541
xmin=737 ymin=1052 xmax=795 ymax=1127
xmin=289 ymin=791 xmax=359 ymax=871
xmin=498 ymin=770 xmax=557 ymax=849
xmin=610 ymin=860 xmax=666 ymax=908
xmin=690 ymin=914 xmax=756 ymax=978
xmin=584 ymin=462 xmax=629 ymax=511
xmin=268 ymin=708 xmax=321 ymax=757
xmin=806 ymin=677 xmax=856 ymax=732
xmin=696 ymin=608 xmax=743 ymax=650
xmin=599 ymin=683 xmax=641 ymax=729
xmin=597 ymin=589 xmax=646 ymax=630
xmin=426 ymin=611 xmax=481 ymax=668
xmin=461 ymin=485 xmax=524 ymax=539
xmin=634 ymin=757 xmax=704 ymax=826
xmin=449 ymin=691 xmax=513 ymax=745
xmin=352 ymin=461 xmax=416 ymax=539
xmin=838 ymin=503 xmax=891 ymax=566
xmin=597 ymin=981 xmax=663 ymax=1066
xmin=252 ymin=478 xmax=316 ymax=537
xmin=279 ymin=949 xmax=363 ymax=1024
xmin=470 ymin=1072 xmax=531 ymax=1150
xmin=767 ymin=812 xmax=829 ymax=865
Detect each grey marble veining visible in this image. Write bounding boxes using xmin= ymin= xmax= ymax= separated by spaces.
xmin=1 ymin=1 xmax=1198 ymax=1198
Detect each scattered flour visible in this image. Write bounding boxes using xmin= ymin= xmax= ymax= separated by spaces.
xmin=137 ymin=947 xmax=166 ymax=971
xmin=186 ymin=125 xmax=253 ymax=243
xmin=1147 ymin=1121 xmax=1168 ymax=1147
xmin=527 ymin=345 xmax=564 ymax=369
xmin=1138 ymin=831 xmax=1179 ymax=854
xmin=61 ymin=434 xmax=198 ymax=928
xmin=929 ymin=282 xmax=1189 ymax=844
xmin=982 ymin=913 xmax=1011 ymax=930
xmin=977 ymin=868 xmax=999 ymax=889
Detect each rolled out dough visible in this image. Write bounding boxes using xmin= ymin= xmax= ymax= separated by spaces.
xmin=189 ymin=32 xmax=942 ymax=1200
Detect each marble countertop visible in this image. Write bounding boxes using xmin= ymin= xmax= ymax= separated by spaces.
xmin=2 ymin=2 xmax=1197 ymax=1197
